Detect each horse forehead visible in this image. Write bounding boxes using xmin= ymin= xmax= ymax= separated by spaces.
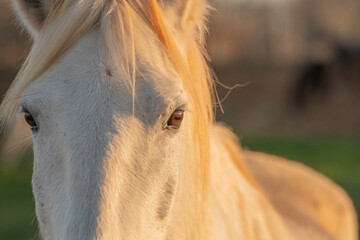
xmin=26 ymin=29 xmax=184 ymax=122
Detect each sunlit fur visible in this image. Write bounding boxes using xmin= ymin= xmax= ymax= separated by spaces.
xmin=1 ymin=0 xmax=358 ymax=239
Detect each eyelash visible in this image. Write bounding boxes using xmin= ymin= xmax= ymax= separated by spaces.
xmin=21 ymin=108 xmax=39 ymax=132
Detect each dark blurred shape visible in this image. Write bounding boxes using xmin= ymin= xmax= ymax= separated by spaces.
xmin=292 ymin=43 xmax=360 ymax=111
xmin=293 ymin=63 xmax=327 ymax=110
xmin=335 ymin=45 xmax=360 ymax=85
xmin=337 ymin=45 xmax=360 ymax=63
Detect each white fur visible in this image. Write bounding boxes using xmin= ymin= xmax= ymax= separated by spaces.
xmin=22 ymin=26 xmax=193 ymax=239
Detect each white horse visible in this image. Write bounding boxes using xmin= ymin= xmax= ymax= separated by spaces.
xmin=1 ymin=0 xmax=357 ymax=239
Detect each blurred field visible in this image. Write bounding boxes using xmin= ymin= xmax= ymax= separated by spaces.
xmin=0 ymin=154 xmax=37 ymax=240
xmin=0 ymin=0 xmax=359 ymax=238
xmin=1 ymin=137 xmax=359 ymax=239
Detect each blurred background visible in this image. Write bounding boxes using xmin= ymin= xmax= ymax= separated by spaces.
xmin=0 ymin=0 xmax=359 ymax=238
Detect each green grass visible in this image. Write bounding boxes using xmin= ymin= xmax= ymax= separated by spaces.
xmin=0 ymin=136 xmax=359 ymax=239
xmin=0 ymin=160 xmax=37 ymax=240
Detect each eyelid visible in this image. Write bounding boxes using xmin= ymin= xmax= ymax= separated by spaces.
xmin=168 ymin=96 xmax=188 ymax=110
xmin=175 ymin=104 xmax=189 ymax=112
xmin=19 ymin=100 xmax=29 ymax=112
xmin=18 ymin=107 xmax=29 ymax=115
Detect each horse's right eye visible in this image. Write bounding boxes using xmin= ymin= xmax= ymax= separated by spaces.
xmin=24 ymin=111 xmax=38 ymax=131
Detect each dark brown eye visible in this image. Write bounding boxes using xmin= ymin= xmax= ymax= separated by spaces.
xmin=24 ymin=112 xmax=38 ymax=130
xmin=167 ymin=110 xmax=184 ymax=129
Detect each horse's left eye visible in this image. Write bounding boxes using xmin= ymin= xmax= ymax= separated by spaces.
xmin=167 ymin=110 xmax=184 ymax=129
xmin=24 ymin=112 xmax=38 ymax=131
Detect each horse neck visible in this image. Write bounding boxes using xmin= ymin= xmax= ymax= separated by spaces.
xmin=206 ymin=124 xmax=298 ymax=240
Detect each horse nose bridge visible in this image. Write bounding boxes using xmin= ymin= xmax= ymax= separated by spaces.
xmin=60 ymin=118 xmax=139 ymax=239
xmin=61 ymin=144 xmax=118 ymax=239
xmin=63 ymin=167 xmax=102 ymax=239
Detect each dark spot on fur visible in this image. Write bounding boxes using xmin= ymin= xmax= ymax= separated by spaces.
xmin=157 ymin=178 xmax=176 ymax=220
xmin=105 ymin=68 xmax=112 ymax=76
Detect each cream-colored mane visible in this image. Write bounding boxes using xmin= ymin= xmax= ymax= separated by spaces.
xmin=1 ymin=0 xmax=358 ymax=239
